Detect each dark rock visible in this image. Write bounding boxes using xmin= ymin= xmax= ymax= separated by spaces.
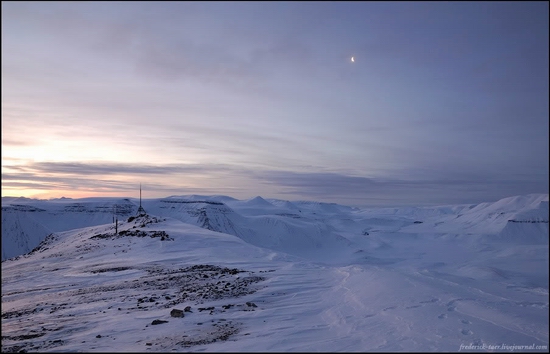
xmin=198 ymin=307 xmax=215 ymax=312
xmin=170 ymin=309 xmax=184 ymax=318
xmin=151 ymin=319 xmax=169 ymax=325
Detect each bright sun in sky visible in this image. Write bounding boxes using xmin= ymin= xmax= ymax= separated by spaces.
xmin=351 ymin=56 xmax=355 ymax=62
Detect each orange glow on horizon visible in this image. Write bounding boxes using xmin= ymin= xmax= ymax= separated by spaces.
xmin=1 ymin=188 xmax=128 ymax=200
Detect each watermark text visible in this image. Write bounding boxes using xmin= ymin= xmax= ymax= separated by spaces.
xmin=459 ymin=343 xmax=548 ymax=352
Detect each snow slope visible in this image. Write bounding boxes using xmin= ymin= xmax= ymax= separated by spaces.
xmin=1 ymin=198 xmax=137 ymax=260
xmin=1 ymin=193 xmax=548 ymax=352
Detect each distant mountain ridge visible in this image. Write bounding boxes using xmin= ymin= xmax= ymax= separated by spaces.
xmin=2 ymin=193 xmax=548 ymax=261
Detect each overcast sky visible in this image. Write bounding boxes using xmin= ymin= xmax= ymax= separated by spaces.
xmin=2 ymin=1 xmax=548 ymax=206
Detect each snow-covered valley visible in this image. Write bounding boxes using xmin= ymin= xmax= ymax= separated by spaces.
xmin=1 ymin=193 xmax=548 ymax=352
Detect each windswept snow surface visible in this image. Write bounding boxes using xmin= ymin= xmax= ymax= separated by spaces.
xmin=1 ymin=193 xmax=548 ymax=352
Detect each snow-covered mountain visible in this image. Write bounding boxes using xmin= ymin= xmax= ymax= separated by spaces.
xmin=2 ymin=197 xmax=137 ymax=260
xmin=2 ymin=193 xmax=548 ymax=352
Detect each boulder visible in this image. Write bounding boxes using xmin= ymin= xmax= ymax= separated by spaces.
xmin=170 ymin=309 xmax=184 ymax=318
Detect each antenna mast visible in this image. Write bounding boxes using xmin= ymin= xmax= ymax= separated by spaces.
xmin=114 ymin=204 xmax=118 ymax=235
xmin=137 ymin=183 xmax=146 ymax=216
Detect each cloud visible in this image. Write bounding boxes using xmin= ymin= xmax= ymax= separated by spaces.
xmin=2 ymin=160 xmax=548 ymax=206
xmin=257 ymin=170 xmax=549 ymax=206
xmin=1 ymin=161 xmax=256 ymax=197
xmin=1 ymin=1 xmax=317 ymax=98
xmin=1 ymin=139 xmax=34 ymax=147
xmin=2 ymin=3 xmax=547 ymax=206
xmin=2 ymin=161 xmax=244 ymax=178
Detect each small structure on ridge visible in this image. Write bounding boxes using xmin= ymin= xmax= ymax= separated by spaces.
xmin=137 ymin=184 xmax=146 ymax=216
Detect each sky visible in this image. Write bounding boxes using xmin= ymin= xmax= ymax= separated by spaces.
xmin=2 ymin=1 xmax=549 ymax=206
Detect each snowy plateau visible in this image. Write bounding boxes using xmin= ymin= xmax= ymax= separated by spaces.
xmin=1 ymin=193 xmax=549 ymax=352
